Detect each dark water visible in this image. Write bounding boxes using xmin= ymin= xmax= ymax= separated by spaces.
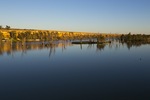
xmin=0 ymin=41 xmax=150 ymax=100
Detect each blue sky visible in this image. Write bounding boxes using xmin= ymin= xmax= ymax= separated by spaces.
xmin=0 ymin=0 xmax=150 ymax=34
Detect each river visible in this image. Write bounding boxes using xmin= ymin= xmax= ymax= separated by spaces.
xmin=0 ymin=41 xmax=150 ymax=100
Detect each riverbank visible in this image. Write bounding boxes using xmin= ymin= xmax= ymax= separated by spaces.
xmin=0 ymin=28 xmax=121 ymax=42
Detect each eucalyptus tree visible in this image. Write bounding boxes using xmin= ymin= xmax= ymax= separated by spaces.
xmin=0 ymin=25 xmax=2 ymax=29
xmin=5 ymin=25 xmax=10 ymax=30
xmin=9 ymin=31 xmax=17 ymax=40
xmin=0 ymin=32 xmax=3 ymax=41
xmin=97 ymin=34 xmax=105 ymax=43
xmin=25 ymin=31 xmax=32 ymax=40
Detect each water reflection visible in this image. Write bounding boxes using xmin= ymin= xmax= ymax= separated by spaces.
xmin=96 ymin=44 xmax=106 ymax=51
xmin=0 ymin=41 xmax=72 ymax=56
xmin=120 ymin=41 xmax=150 ymax=50
xmin=1 ymin=40 xmax=150 ymax=100
xmin=1 ymin=41 xmax=150 ymax=57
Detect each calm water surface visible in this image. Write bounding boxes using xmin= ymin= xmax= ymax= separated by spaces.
xmin=0 ymin=41 xmax=150 ymax=100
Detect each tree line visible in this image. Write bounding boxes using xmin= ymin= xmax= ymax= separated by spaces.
xmin=0 ymin=25 xmax=11 ymax=30
xmin=3 ymin=25 xmax=141 ymax=43
xmin=120 ymin=32 xmax=150 ymax=42
xmin=1 ymin=31 xmax=150 ymax=43
xmin=0 ymin=30 xmax=104 ymax=42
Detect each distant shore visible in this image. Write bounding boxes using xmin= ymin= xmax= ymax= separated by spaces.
xmin=0 ymin=27 xmax=120 ymax=42
xmin=1 ymin=27 xmax=150 ymax=44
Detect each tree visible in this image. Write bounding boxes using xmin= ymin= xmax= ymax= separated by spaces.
xmin=25 ymin=31 xmax=32 ymax=39
xmin=0 ymin=25 xmax=2 ymax=29
xmin=0 ymin=32 xmax=3 ymax=40
xmin=124 ymin=32 xmax=132 ymax=41
xmin=97 ymin=34 xmax=105 ymax=42
xmin=5 ymin=25 xmax=10 ymax=30
xmin=9 ymin=31 xmax=17 ymax=39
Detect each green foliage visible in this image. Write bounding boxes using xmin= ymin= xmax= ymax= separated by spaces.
xmin=5 ymin=25 xmax=10 ymax=30
xmin=0 ymin=25 xmax=2 ymax=29
xmin=9 ymin=31 xmax=17 ymax=39
xmin=18 ymin=32 xmax=27 ymax=40
xmin=25 ymin=31 xmax=32 ymax=39
xmin=120 ymin=33 xmax=150 ymax=42
xmin=0 ymin=32 xmax=3 ymax=40
xmin=1 ymin=28 xmax=121 ymax=42
xmin=97 ymin=35 xmax=105 ymax=42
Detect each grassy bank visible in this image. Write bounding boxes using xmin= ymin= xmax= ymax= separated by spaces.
xmin=0 ymin=28 xmax=120 ymax=42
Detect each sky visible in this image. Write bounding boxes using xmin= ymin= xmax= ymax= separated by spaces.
xmin=0 ymin=0 xmax=150 ymax=34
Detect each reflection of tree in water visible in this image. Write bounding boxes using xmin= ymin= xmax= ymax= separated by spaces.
xmin=96 ymin=44 xmax=106 ymax=51
xmin=0 ymin=43 xmax=2 ymax=55
xmin=0 ymin=38 xmax=3 ymax=55
xmin=80 ymin=44 xmax=82 ymax=50
xmin=0 ymin=41 xmax=72 ymax=59
xmin=62 ymin=41 xmax=67 ymax=52
xmin=49 ymin=43 xmax=56 ymax=58
xmin=1 ymin=41 xmax=107 ymax=56
xmin=87 ymin=44 xmax=94 ymax=50
xmin=125 ymin=41 xmax=150 ymax=50
xmin=2 ymin=41 xmax=12 ymax=56
xmin=108 ymin=43 xmax=112 ymax=49
xmin=21 ymin=42 xmax=27 ymax=57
